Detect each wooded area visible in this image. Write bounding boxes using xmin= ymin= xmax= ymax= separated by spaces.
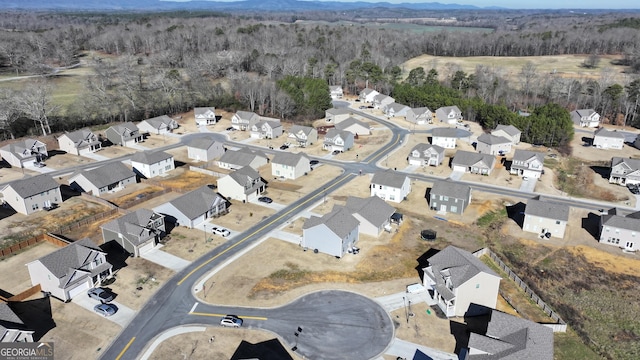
xmin=0 ymin=10 xmax=639 ymax=141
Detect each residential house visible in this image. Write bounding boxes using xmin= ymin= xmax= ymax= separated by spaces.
xmin=231 ymin=111 xmax=259 ymax=131
xmin=435 ymin=106 xmax=463 ymax=124
xmin=329 ymin=85 xmax=343 ymax=99
xmin=422 ymin=246 xmax=501 ymax=317
xmin=217 ymin=166 xmax=266 ymax=203
xmin=344 ymin=196 xmax=395 ymax=237
xmin=384 ymin=103 xmax=410 ymax=118
xmin=250 ymin=118 xmax=283 ymax=139
xmin=599 ymin=208 xmax=640 ymax=251
xmin=406 ymin=107 xmax=433 ymax=125
xmin=217 ymin=147 xmax=268 ymax=170
xmin=57 ymin=128 xmax=102 ymax=156
xmin=130 ymin=151 xmax=175 ymax=178
xmin=302 ymin=206 xmax=359 ymax=258
xmin=325 ymin=108 xmax=352 ymax=123
xmin=288 ymin=125 xmax=318 ymax=148
xmin=510 ymin=150 xmax=545 ymax=179
xmin=0 ymin=302 xmax=34 ymax=342
xmin=571 ymin=109 xmax=601 ymax=127
xmin=137 ymin=115 xmax=178 ymax=135
xmin=0 ymin=174 xmax=61 ymax=215
xmin=429 ymin=180 xmax=472 ymax=215
xmin=408 ymin=143 xmax=445 ymax=167
xmin=609 ymin=157 xmax=640 ymax=185
xmin=358 ymin=88 xmax=379 ymax=103
xmin=26 ymin=238 xmax=113 ymax=302
xmin=101 ymin=209 xmax=166 ymax=256
xmin=153 ymin=185 xmax=227 ymax=228
xmin=105 ymin=122 xmax=143 ymax=147
xmin=334 ymin=117 xmax=371 ymax=136
xmin=370 ymin=169 xmax=411 ymax=203
xmin=463 ymin=310 xmax=553 ymax=360
xmin=187 ymin=136 xmax=225 ymax=162
xmin=523 ymin=198 xmax=570 ymax=239
xmin=451 ymin=151 xmax=496 ymax=175
xmin=476 ymin=133 xmax=512 ymax=155
xmin=323 ymin=129 xmax=354 ymax=152
xmin=271 ymin=152 xmax=311 ymax=180
xmin=432 ymin=127 xmax=465 ymax=149
xmin=0 ymin=139 xmax=48 ymax=168
xmin=491 ymin=124 xmax=521 ymax=144
xmin=372 ymin=94 xmax=395 ymax=109
xmin=194 ymin=107 xmax=217 ymax=125
xmin=68 ymin=162 xmax=136 ymax=197
xmin=593 ymin=128 xmax=625 ymax=149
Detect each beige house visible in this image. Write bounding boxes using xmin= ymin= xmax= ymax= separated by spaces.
xmin=57 ymin=128 xmax=102 ymax=156
xmin=406 ymin=107 xmax=433 ymax=124
xmin=523 ymin=198 xmax=570 ymax=239
xmin=288 ymin=125 xmax=318 ymax=148
xmin=325 ymin=108 xmax=352 ymax=123
xmin=491 ymin=124 xmax=521 ymax=144
xmin=137 ymin=115 xmax=178 ymax=135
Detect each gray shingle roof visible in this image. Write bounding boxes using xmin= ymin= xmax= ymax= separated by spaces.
xmin=324 ymin=129 xmax=353 ymax=142
xmin=0 ymin=303 xmax=25 ymax=326
xmin=36 ymin=238 xmax=105 ymax=280
xmin=409 ymin=107 xmax=431 ymax=116
xmin=130 ymin=150 xmax=173 ymax=165
xmin=218 ymin=147 xmax=267 ymax=168
xmin=437 ymin=105 xmax=461 ymax=113
xmin=61 ymin=128 xmax=99 ymax=146
xmin=228 ymin=166 xmax=265 ymax=195
xmin=432 ymin=127 xmax=462 ymax=138
xmin=71 ymin=162 xmax=135 ymax=189
xmin=167 ymin=185 xmax=225 ymax=220
xmin=525 ymin=198 xmax=570 ymax=221
xmin=477 ymin=133 xmax=511 ymax=145
xmin=335 ymin=117 xmax=370 ymax=131
xmin=452 ymin=150 xmax=496 ymax=168
xmin=110 ymin=122 xmax=139 ymax=135
xmin=386 ymin=103 xmax=409 ymax=112
xmin=611 ymin=157 xmax=640 ymax=172
xmin=594 ymin=127 xmax=625 ymax=139
xmin=601 ymin=208 xmax=640 ymax=232
xmin=272 ymin=152 xmax=309 ymax=167
xmin=410 ymin=143 xmax=445 ymax=157
xmin=345 ymin=196 xmax=395 ymax=228
xmin=234 ymin=111 xmax=257 ymax=121
xmin=575 ymin=108 xmax=596 ymax=117
xmin=101 ymin=209 xmax=163 ymax=246
xmin=512 ymin=149 xmax=544 ymax=163
xmin=493 ymin=124 xmax=521 ymax=136
xmin=187 ymin=136 xmax=221 ymax=150
xmin=303 ymin=206 xmax=359 ymax=238
xmin=371 ymin=169 xmax=408 ymax=189
xmin=431 ymin=180 xmax=471 ymax=200
xmin=427 ymin=246 xmax=499 ymax=288
xmin=289 ymin=125 xmax=315 ymax=137
xmin=329 ymin=85 xmax=342 ymax=91
xmin=326 ymin=108 xmax=352 ymax=116
xmin=4 ymin=174 xmax=59 ymax=198
xmin=194 ymin=107 xmax=215 ymax=116
xmin=140 ymin=115 xmax=175 ymax=129
xmin=0 ymin=139 xmax=46 ymax=158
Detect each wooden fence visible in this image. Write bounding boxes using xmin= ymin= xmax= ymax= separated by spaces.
xmin=473 ymin=247 xmax=567 ymax=332
xmin=6 ymin=284 xmax=41 ymax=302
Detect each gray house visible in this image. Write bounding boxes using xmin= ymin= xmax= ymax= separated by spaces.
xmin=187 ymin=136 xmax=225 ymax=162
xmin=373 ymin=94 xmax=395 ymax=109
xmin=429 ymin=180 xmax=472 ymax=215
xmin=523 ymin=198 xmax=570 ymax=239
xmin=0 ymin=303 xmax=34 ymax=342
xmin=153 ymin=185 xmax=227 ymax=228
xmin=609 ymin=157 xmax=640 ymax=185
xmin=130 ymin=151 xmax=175 ymax=179
xmin=451 ymin=150 xmax=496 ymax=175
xmin=0 ymin=139 xmax=48 ymax=168
xmin=105 ymin=122 xmax=143 ymax=147
xmin=0 ymin=174 xmax=61 ymax=215
xmin=57 ymin=128 xmax=102 ymax=156
xmin=476 ymin=133 xmax=512 ymax=155
xmin=323 ymin=129 xmax=354 ymax=152
xmin=26 ymin=238 xmax=112 ymax=302
xmin=68 ymin=162 xmax=136 ymax=197
xmin=408 ymin=143 xmax=445 ymax=167
xmin=344 ymin=196 xmax=395 ymax=237
xmin=217 ymin=147 xmax=268 ymax=170
xmin=571 ymin=109 xmax=600 ymax=127
xmin=384 ymin=103 xmax=410 ymax=117
xmin=593 ymin=128 xmax=625 ymax=150
xmin=435 ymin=106 xmax=462 ymax=124
xmin=231 ymin=111 xmax=259 ymax=131
xmin=288 ymin=125 xmax=318 ymax=148
xmin=137 ymin=115 xmax=178 ymax=135
xmin=101 ymin=209 xmax=166 ymax=256
xmin=491 ymin=124 xmax=521 ymax=144
xmin=405 ymin=107 xmax=433 ymax=124
xmin=510 ymin=150 xmax=545 ymax=179
xmin=599 ymin=208 xmax=640 ymax=252
xmin=302 ymin=206 xmax=359 ymax=258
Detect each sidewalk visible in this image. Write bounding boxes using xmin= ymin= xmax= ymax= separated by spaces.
xmin=141 ymin=245 xmax=190 ymax=272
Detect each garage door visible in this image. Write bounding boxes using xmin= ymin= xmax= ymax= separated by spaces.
xmin=452 ymin=165 xmax=466 ymax=173
xmin=68 ymin=281 xmax=90 ymax=300
xmin=139 ymin=240 xmax=156 ymax=255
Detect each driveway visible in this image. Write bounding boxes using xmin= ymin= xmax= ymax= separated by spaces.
xmin=519 ymin=177 xmax=538 ymax=193
xmin=141 ymin=246 xmax=190 ymax=272
xmin=448 ymin=170 xmax=464 ymax=181
xmin=72 ymin=292 xmax=137 ymax=327
xmin=81 ymin=152 xmax=110 ymax=161
xmin=249 ymin=197 xmax=286 ymax=211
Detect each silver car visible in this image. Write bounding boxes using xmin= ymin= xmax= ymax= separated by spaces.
xmin=87 ymin=288 xmax=115 ymax=303
xmin=94 ymin=303 xmax=117 ymax=317
xmin=220 ymin=315 xmax=243 ymax=328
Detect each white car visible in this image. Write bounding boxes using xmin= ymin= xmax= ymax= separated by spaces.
xmin=212 ymin=226 xmax=231 ymax=237
xmin=220 ymin=315 xmax=243 ymax=327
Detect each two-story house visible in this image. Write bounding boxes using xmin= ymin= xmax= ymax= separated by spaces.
xmin=510 ymin=150 xmax=545 ymax=179
xmin=0 ymin=174 xmax=61 ymax=215
xmin=288 ymin=125 xmax=318 ymax=148
xmin=329 ymin=85 xmax=343 ymax=99
xmin=523 ymin=197 xmax=570 ymax=239
xmin=408 ymin=143 xmax=445 ymax=167
xmin=491 ymin=124 xmax=521 ymax=144
xmin=217 ymin=166 xmax=266 ymax=203
xmin=194 ymin=107 xmax=217 ymax=125
xmin=187 ymin=136 xmax=225 ymax=162
xmin=57 ymin=128 xmax=102 ymax=156
xmin=250 ymin=119 xmax=283 ymax=139
xmin=405 ymin=107 xmax=433 ymax=125
xmin=105 ymin=122 xmax=143 ymax=147
xmin=593 ymin=128 xmax=625 ymax=149
xmin=26 ymin=238 xmax=113 ymax=302
xmin=130 ymin=151 xmax=175 ymax=179
xmin=422 ymin=246 xmax=501 ymax=317
xmin=358 ymin=88 xmax=379 ymax=103
xmin=384 ymin=103 xmax=410 ymax=118
xmin=0 ymin=139 xmax=48 ymax=168
xmin=431 ymin=127 xmax=462 ymax=149
xmin=68 ymin=162 xmax=136 ymax=197
xmin=101 ymin=209 xmax=166 ymax=256
xmin=137 ymin=115 xmax=178 ymax=135
xmin=372 ymin=94 xmax=395 ymax=109
xmin=217 ymin=147 xmax=268 ymax=170
xmin=451 ymin=151 xmax=496 ymax=175
xmin=271 ymin=152 xmax=311 ymax=180
xmin=435 ymin=106 xmax=463 ymax=124
xmin=231 ymin=111 xmax=260 ymax=131
xmin=302 ymin=206 xmax=359 ymax=258
xmin=599 ymin=208 xmax=640 ymax=251
xmin=476 ymin=133 xmax=512 ymax=155
xmin=571 ymin=109 xmax=600 ymax=127
xmin=323 ymin=129 xmax=354 ymax=152
xmin=609 ymin=157 xmax=640 ymax=185
xmin=429 ymin=180 xmax=472 ymax=215
xmin=370 ymin=169 xmax=411 ymax=203
xmin=154 ymin=185 xmax=227 ymax=228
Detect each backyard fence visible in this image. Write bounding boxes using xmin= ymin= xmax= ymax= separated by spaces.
xmin=473 ymin=247 xmax=567 ymax=332
xmin=188 ymin=165 xmax=225 ymax=178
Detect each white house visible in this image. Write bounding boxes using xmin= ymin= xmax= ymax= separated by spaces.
xmin=406 ymin=107 xmax=433 ymax=125
xmin=271 ymin=152 xmax=311 ymax=180
xmin=250 ymin=119 xmax=283 ymax=139
xmin=451 ymin=151 xmax=496 ymax=175
xmin=510 ymin=150 xmax=545 ymax=179
xmin=217 ymin=166 xmax=266 ymax=203
xmin=491 ymin=124 xmax=521 ymax=144
xmin=0 ymin=139 xmax=48 ymax=168
xmin=610 ymin=157 xmax=640 ymax=185
xmin=194 ymin=107 xmax=217 ymax=125
xmin=344 ymin=196 xmax=395 ymax=237
xmin=217 ymin=147 xmax=268 ymax=170
xmin=334 ymin=117 xmax=371 ymax=136
xmin=68 ymin=162 xmax=136 ymax=197
xmin=0 ymin=174 xmax=61 ymax=215
xmin=329 ymin=85 xmax=343 ymax=99
xmin=231 ymin=111 xmax=260 ymax=130
xmin=358 ymin=88 xmax=379 ymax=103
xmin=101 ymin=209 xmax=166 ymax=256
xmin=523 ymin=198 xmax=570 ymax=239
xmin=154 ymin=185 xmax=227 ymax=228
xmin=384 ymin=103 xmax=410 ymax=118
xmin=57 ymin=128 xmax=102 ymax=156
xmin=370 ymin=170 xmax=411 ymax=203
xmin=476 ymin=133 xmax=512 ymax=155
xmin=431 ymin=127 xmax=460 ymax=149
xmin=372 ymin=94 xmax=395 ymax=109
xmin=408 ymin=143 xmax=445 ymax=167
xmin=130 ymin=151 xmax=175 ymax=178
xmin=571 ymin=109 xmax=600 ymax=127
xmin=288 ymin=125 xmax=318 ymax=148
xmin=593 ymin=128 xmax=625 ymax=149
xmin=323 ymin=129 xmax=354 ymax=152
xmin=137 ymin=115 xmax=179 ymax=135
xmin=187 ymin=136 xmax=226 ymax=162
xmin=435 ymin=106 xmax=463 ymax=124
xmin=302 ymin=206 xmax=359 ymax=258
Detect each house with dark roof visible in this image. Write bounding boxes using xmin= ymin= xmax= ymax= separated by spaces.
xmin=271 ymin=152 xmax=310 ymax=180
xmin=26 ymin=238 xmax=113 ymax=302
xmin=476 ymin=133 xmax=512 ymax=155
xmin=325 ymin=108 xmax=352 ymax=123
xmin=406 ymin=107 xmax=433 ymax=125
xmin=358 ymin=88 xmax=379 ymax=103
xmin=408 ymin=143 xmax=445 ymax=167
xmin=0 ymin=139 xmax=48 ymax=168
xmin=217 ymin=166 xmax=266 ymax=203
xmin=610 ymin=157 xmax=640 ymax=185
xmin=435 ymin=106 xmax=463 ymax=124
xmin=571 ymin=108 xmax=600 ymax=127
xmin=463 ymin=310 xmax=554 ymax=360
xmin=217 ymin=147 xmax=268 ymax=170
xmin=194 ymin=107 xmax=217 ymax=125
xmin=452 ymin=151 xmax=496 ymax=175
xmin=599 ymin=208 xmax=640 ymax=251
xmin=0 ymin=174 xmax=61 ymax=215
xmin=153 ymin=186 xmax=227 ymax=228
xmin=288 ymin=125 xmax=318 ymax=148
xmin=323 ymin=129 xmax=354 ymax=152
xmin=68 ymin=162 xmax=136 ymax=197
xmin=335 ymin=117 xmax=371 ymax=136
xmin=186 ymin=136 xmax=225 ymax=162
xmin=105 ymin=122 xmax=143 ymax=147
xmin=137 ymin=115 xmax=178 ymax=135
xmin=0 ymin=302 xmax=34 ymax=342
xmin=510 ymin=150 xmax=545 ymax=179
xmin=422 ymin=246 xmax=501 ymax=317
xmin=231 ymin=111 xmax=259 ymax=131
xmin=344 ymin=196 xmax=395 ymax=236
xmin=250 ymin=118 xmax=283 ymax=139
xmin=329 ymin=85 xmax=343 ymax=100
xmin=101 ymin=209 xmax=166 ymax=256
xmin=130 ymin=150 xmax=175 ymax=178
xmin=593 ymin=128 xmax=625 ymax=150
xmin=370 ymin=169 xmax=411 ymax=203
xmin=57 ymin=128 xmax=102 ymax=156
xmin=303 ymin=206 xmax=359 ymax=258
xmin=491 ymin=124 xmax=521 ymax=145
xmin=523 ymin=198 xmax=570 ymax=239
xmin=429 ymin=180 xmax=472 ymax=215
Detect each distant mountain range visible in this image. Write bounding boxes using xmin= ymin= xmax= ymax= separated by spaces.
xmin=0 ymin=0 xmax=494 ymax=12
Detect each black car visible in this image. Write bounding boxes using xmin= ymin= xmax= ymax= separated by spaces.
xmin=332 ymin=150 xmax=341 ymax=155
xmin=258 ymin=196 xmax=273 ymax=204
xmin=310 ymin=160 xmax=319 ymax=166
xmin=226 ymin=126 xmax=235 ymax=131
xmin=280 ymin=144 xmax=289 ymax=150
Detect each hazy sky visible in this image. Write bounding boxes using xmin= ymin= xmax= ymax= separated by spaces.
xmin=312 ymin=0 xmax=638 ymax=9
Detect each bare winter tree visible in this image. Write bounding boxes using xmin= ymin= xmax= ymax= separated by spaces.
xmin=16 ymin=79 xmax=59 ymax=136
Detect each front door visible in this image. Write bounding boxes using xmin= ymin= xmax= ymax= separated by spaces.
xmin=440 ymin=205 xmax=446 ymax=212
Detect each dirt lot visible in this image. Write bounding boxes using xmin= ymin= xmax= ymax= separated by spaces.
xmin=0 ymin=242 xmax=61 ymax=293
xmin=259 ymin=164 xmax=343 ymax=205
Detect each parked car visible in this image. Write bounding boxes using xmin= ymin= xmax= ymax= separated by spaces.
xmin=279 ymin=144 xmax=289 ymax=150
xmin=359 ymin=106 xmax=366 ymax=109
xmin=93 ymin=303 xmax=117 ymax=317
xmin=310 ymin=160 xmax=319 ymax=166
xmin=332 ymin=150 xmax=342 ymax=155
xmin=212 ymin=226 xmax=231 ymax=237
xmin=220 ymin=315 xmax=243 ymax=327
xmin=225 ymin=127 xmax=235 ymax=131
xmin=87 ymin=287 xmax=115 ymax=303
xmin=627 ymin=183 xmax=639 ymax=194
xmin=258 ymin=196 xmax=273 ymax=204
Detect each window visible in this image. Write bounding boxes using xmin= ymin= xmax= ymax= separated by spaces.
xmin=389 ymin=195 xmax=395 ymax=201
xmin=451 ymin=206 xmax=458 ymax=213
xmin=476 ymin=284 xmax=480 ymax=289
xmin=32 ymin=204 xmax=39 ymax=210
xmin=443 ymin=196 xmax=449 ymax=201
xmin=615 ymin=239 xmax=620 ymax=244
xmin=556 ymin=220 xmax=561 ymax=225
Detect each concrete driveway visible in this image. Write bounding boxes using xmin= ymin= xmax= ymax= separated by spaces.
xmin=141 ymin=246 xmax=190 ymax=272
xmin=448 ymin=170 xmax=464 ymax=181
xmin=249 ymin=197 xmax=286 ymax=211
xmin=519 ymin=177 xmax=538 ymax=193
xmin=72 ymin=292 xmax=137 ymax=327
